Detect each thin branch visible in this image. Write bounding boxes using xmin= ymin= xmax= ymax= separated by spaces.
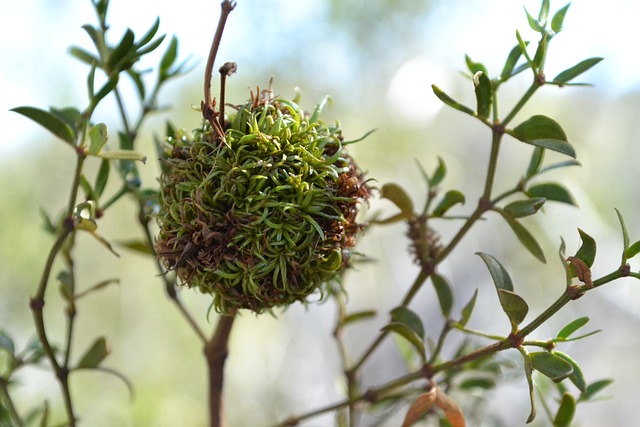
xmin=205 ymin=310 xmax=237 ymax=427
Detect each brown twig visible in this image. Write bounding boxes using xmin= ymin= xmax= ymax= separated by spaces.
xmin=202 ymin=0 xmax=236 ymax=134
xmin=205 ymin=309 xmax=237 ymax=427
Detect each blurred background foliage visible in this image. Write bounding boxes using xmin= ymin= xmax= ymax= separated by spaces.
xmin=1 ymin=0 xmax=639 ymax=425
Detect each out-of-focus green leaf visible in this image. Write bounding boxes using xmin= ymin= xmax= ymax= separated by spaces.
xmin=497 ymin=289 xmax=529 ymax=326
xmin=521 ymin=349 xmax=537 ymax=423
xmin=88 ymin=123 xmax=109 ymax=155
xmin=107 ymin=29 xmax=135 ymax=70
xmin=136 ymin=17 xmax=160 ymax=48
xmin=96 ymin=149 xmax=146 ymax=163
xmin=626 ymin=240 xmax=640 ymax=259
xmin=77 ymin=337 xmax=109 ymax=369
xmin=504 ymin=198 xmax=545 ymax=218
xmin=459 ymin=289 xmax=478 ymax=327
xmin=432 ymin=190 xmax=465 ymax=217
xmin=497 ymin=210 xmax=546 ymax=262
xmin=381 ymin=322 xmax=425 ymax=360
xmin=557 ymin=317 xmax=589 ymax=340
xmin=574 ymin=228 xmax=596 ymax=267
xmin=538 ymin=0 xmax=550 ymax=27
xmin=118 ymin=239 xmax=155 ymax=255
xmin=614 ymin=208 xmax=630 ymax=257
xmin=0 ymin=331 xmax=15 ymax=355
xmin=343 ymin=310 xmax=377 ymax=326
xmin=553 ymin=58 xmax=603 ymax=85
xmin=381 ymin=183 xmax=414 ymax=218
xmin=94 ymin=158 xmax=110 ymax=199
xmin=93 ymin=74 xmax=119 ymax=104
xmin=527 ymin=183 xmax=577 ymax=206
xmin=11 ymin=106 xmax=76 ymax=145
xmin=431 ymin=85 xmax=476 ymax=116
xmin=431 ymin=156 xmax=447 ymax=188
xmin=530 ymin=351 xmax=573 ymax=381
xmin=39 ymin=208 xmax=57 ymax=234
xmin=459 ymin=377 xmax=496 ymax=390
xmin=538 ymin=160 xmax=581 ymax=175
xmin=390 ymin=307 xmax=425 ymax=339
xmin=69 ymin=46 xmax=99 ymax=65
xmin=525 ymin=146 xmax=545 ymax=177
xmin=465 ymin=54 xmax=488 ymax=75
xmin=524 ymin=6 xmax=543 ymax=32
xmin=76 ymin=279 xmax=120 ymax=300
xmin=553 ymin=351 xmax=586 ymax=393
xmin=127 ymin=69 xmax=146 ymax=101
xmin=532 ymin=32 xmax=548 ymax=70
xmin=500 ymin=43 xmax=529 ymax=82
xmin=510 ymin=115 xmax=575 ymax=158
xmin=431 ymin=274 xmax=453 ymax=318
xmin=580 ymin=379 xmax=613 ymax=402
xmin=476 ymin=252 xmax=513 ymax=291
xmin=160 ymin=36 xmax=178 ymax=79
xmin=473 ymin=71 xmax=492 ymax=119
xmin=553 ymin=392 xmax=576 ymax=427
xmin=551 ymin=3 xmax=571 ymax=33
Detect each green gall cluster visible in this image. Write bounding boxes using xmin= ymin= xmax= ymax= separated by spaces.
xmin=156 ymin=92 xmax=369 ymax=314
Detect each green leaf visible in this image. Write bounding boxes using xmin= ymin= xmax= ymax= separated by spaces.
xmin=553 ymin=58 xmax=603 ymax=85
xmin=459 ymin=289 xmax=478 ymax=327
xmin=465 ymin=54 xmax=488 ymax=75
xmin=11 ymin=106 xmax=76 ymax=145
xmin=432 ymin=190 xmax=465 ymax=217
xmin=459 ymin=377 xmax=496 ymax=390
xmin=127 ymin=69 xmax=146 ymax=101
xmin=431 ymin=84 xmax=476 ymax=116
xmin=50 ymin=107 xmax=82 ymax=130
xmin=92 ymin=74 xmax=120 ymax=104
xmin=431 ymin=274 xmax=454 ymax=318
xmin=381 ymin=322 xmax=425 ymax=359
xmin=497 ymin=289 xmax=529 ymax=325
xmin=160 ymin=36 xmax=178 ymax=79
xmin=553 ymin=392 xmax=576 ymax=427
xmin=615 ymin=208 xmax=630 ymax=258
xmin=390 ymin=306 xmax=425 ymax=338
xmin=343 ymin=310 xmax=377 ymax=325
xmin=497 ymin=210 xmax=546 ymax=263
xmin=574 ymin=228 xmax=596 ymax=267
xmin=527 ymin=183 xmax=577 ymax=206
xmin=521 ymin=349 xmax=537 ymax=423
xmin=473 ymin=71 xmax=492 ymax=119
xmin=77 ymin=337 xmax=109 ymax=369
xmin=524 ymin=6 xmax=543 ymax=32
xmin=538 ymin=0 xmax=550 ymax=27
xmin=430 ymin=156 xmax=447 ymax=187
xmin=107 ymin=29 xmax=135 ymax=70
xmin=94 ymin=158 xmax=110 ymax=199
xmin=557 ymin=317 xmax=589 ymax=340
xmin=136 ymin=17 xmax=160 ymax=48
xmin=625 ymin=240 xmax=640 ymax=259
xmin=553 ymin=351 xmax=586 ymax=393
xmin=580 ymin=379 xmax=613 ymax=402
xmin=75 ymin=279 xmax=120 ymax=299
xmin=381 ymin=183 xmax=414 ymax=217
xmin=532 ymin=32 xmax=548 ymax=70
xmin=39 ymin=207 xmax=57 ymax=234
xmin=530 ymin=351 xmax=573 ymax=381
xmin=525 ymin=146 xmax=545 ymax=177
xmin=515 ymin=30 xmax=534 ymax=68
xmin=118 ymin=239 xmax=155 ymax=255
xmin=500 ymin=43 xmax=529 ymax=82
xmin=476 ymin=252 xmax=513 ymax=291
xmin=81 ymin=24 xmax=103 ymax=55
xmin=88 ymin=123 xmax=109 ymax=155
xmin=510 ymin=115 xmax=575 ymax=158
xmin=551 ymin=4 xmax=571 ymax=33
xmin=69 ymin=46 xmax=99 ymax=65
xmin=504 ymin=198 xmax=545 ymax=218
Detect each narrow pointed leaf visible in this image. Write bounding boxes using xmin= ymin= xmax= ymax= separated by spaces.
xmin=553 ymin=351 xmax=586 ymax=393
xmin=476 ymin=252 xmax=514 ymax=291
xmin=522 ymin=350 xmax=537 ymax=423
xmin=459 ymin=289 xmax=478 ymax=327
xmin=553 ymin=392 xmax=576 ymax=427
xmin=160 ymin=36 xmax=178 ymax=78
xmin=524 ymin=6 xmax=543 ymax=32
xmin=107 ymin=29 xmax=135 ymax=69
xmin=498 ymin=210 xmax=546 ymax=262
xmin=551 ymin=4 xmax=571 ymax=33
xmin=343 ymin=310 xmax=377 ymax=325
xmin=430 ymin=156 xmax=447 ymax=187
xmin=504 ymin=198 xmax=545 ymax=218
xmin=465 ymin=54 xmax=488 ymax=75
xmin=532 ymin=32 xmax=548 ymax=69
xmin=527 ymin=183 xmax=577 ymax=206
xmin=530 ymin=351 xmax=573 ymax=381
xmin=432 ymin=274 xmax=454 ymax=318
xmin=473 ymin=71 xmax=492 ymax=119
xmin=574 ymin=228 xmax=596 ymax=267
xmin=614 ymin=208 xmax=630 ymax=255
xmin=381 ymin=183 xmax=414 ymax=217
xmin=501 ymin=43 xmax=528 ymax=82
xmin=136 ymin=17 xmax=160 ymax=48
xmin=93 ymin=74 xmax=120 ymax=104
xmin=497 ymin=289 xmax=529 ymax=325
xmin=432 ymin=190 xmax=465 ymax=216
xmin=77 ymin=337 xmax=109 ymax=369
xmin=69 ymin=46 xmax=99 ymax=65
xmin=96 ymin=149 xmax=146 ymax=163
xmin=381 ymin=322 xmax=426 ymax=358
xmin=525 ymin=146 xmax=545 ymax=178
xmin=553 ymin=58 xmax=603 ymax=85
xmin=118 ymin=238 xmax=154 ymax=255
xmin=431 ymin=84 xmax=476 ymax=116
xmin=580 ymin=379 xmax=613 ymax=402
xmin=94 ymin=160 xmax=110 ymax=200
xmin=557 ymin=317 xmax=590 ymax=340
xmin=538 ymin=160 xmax=581 ymax=175
xmin=11 ymin=106 xmax=75 ymax=145
xmin=625 ymin=240 xmax=640 ymax=259
xmin=76 ymin=279 xmax=120 ymax=300
xmin=515 ymin=30 xmax=534 ymax=67
xmin=127 ymin=69 xmax=146 ymax=101
xmin=390 ymin=307 xmax=425 ymax=338
xmin=538 ymin=0 xmax=550 ymax=27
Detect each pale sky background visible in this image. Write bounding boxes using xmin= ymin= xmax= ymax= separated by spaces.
xmin=2 ymin=1 xmax=640 ymax=426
